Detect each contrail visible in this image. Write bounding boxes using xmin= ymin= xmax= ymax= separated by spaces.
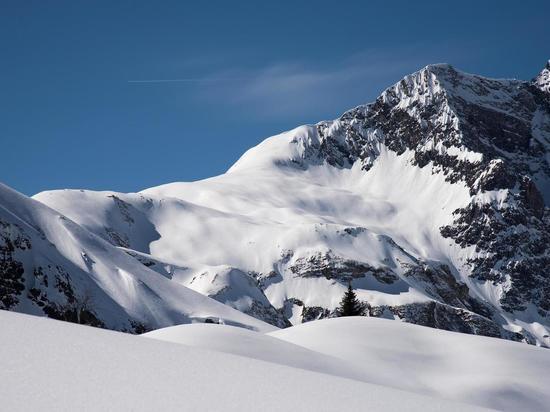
xmin=127 ymin=78 xmax=224 ymax=84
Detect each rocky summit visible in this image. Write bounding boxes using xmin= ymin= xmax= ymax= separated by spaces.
xmin=3 ymin=61 xmax=550 ymax=346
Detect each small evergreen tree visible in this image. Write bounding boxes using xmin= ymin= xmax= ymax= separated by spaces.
xmin=337 ymin=283 xmax=364 ymax=317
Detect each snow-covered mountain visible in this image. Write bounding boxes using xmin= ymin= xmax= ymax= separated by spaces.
xmin=3 ymin=61 xmax=549 ymax=345
xmin=534 ymin=60 xmax=550 ymax=93
xmin=0 ymin=182 xmax=274 ymax=332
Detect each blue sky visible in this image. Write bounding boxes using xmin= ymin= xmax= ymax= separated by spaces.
xmin=2 ymin=0 xmax=549 ymax=195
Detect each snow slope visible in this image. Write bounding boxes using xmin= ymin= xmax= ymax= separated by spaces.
xmin=0 ymin=182 xmax=274 ymax=332
xmin=269 ymin=317 xmax=550 ymax=412
xmin=144 ymin=316 xmax=550 ymax=412
xmin=144 ymin=323 xmax=371 ymax=382
xmin=0 ymin=310 xmax=488 ymax=412
xmin=32 ymin=150 xmax=476 ymax=323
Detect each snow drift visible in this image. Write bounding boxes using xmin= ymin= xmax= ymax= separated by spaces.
xmin=0 ymin=310 xmax=490 ymax=412
xmin=144 ymin=316 xmax=550 ymax=411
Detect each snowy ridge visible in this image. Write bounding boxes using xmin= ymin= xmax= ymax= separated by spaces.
xmin=534 ymin=60 xmax=550 ymax=94
xmin=0 ymin=182 xmax=274 ymax=332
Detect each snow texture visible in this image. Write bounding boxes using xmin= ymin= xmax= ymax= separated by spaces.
xmin=145 ymin=316 xmax=550 ymax=411
xmin=0 ymin=310 xmax=490 ymax=412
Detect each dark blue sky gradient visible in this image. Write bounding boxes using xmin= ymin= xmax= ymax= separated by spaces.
xmin=1 ymin=0 xmax=549 ymax=195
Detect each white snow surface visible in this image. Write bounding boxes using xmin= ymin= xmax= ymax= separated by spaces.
xmin=270 ymin=317 xmax=550 ymax=412
xmin=0 ymin=310 xmax=489 ymax=412
xmin=145 ymin=316 xmax=550 ymax=412
xmin=0 ymin=182 xmax=273 ymax=332
xmin=144 ymin=322 xmax=372 ymax=382
xmin=34 ymin=147 xmax=472 ymax=308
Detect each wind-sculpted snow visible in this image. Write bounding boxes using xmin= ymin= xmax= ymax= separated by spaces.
xmin=141 ymin=316 xmax=550 ymax=411
xmin=30 ymin=61 xmax=550 ymax=345
xmin=1 ymin=311 xmax=491 ymax=412
xmin=268 ymin=317 xmax=550 ymax=411
xmin=144 ymin=322 xmax=369 ymax=381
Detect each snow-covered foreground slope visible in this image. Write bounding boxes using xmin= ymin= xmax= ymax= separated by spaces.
xmin=270 ymin=317 xmax=550 ymax=411
xmin=0 ymin=310 xmax=489 ymax=412
xmin=144 ymin=322 xmax=372 ymax=382
xmin=0 ymin=182 xmax=273 ymax=332
xmin=145 ymin=316 xmax=550 ymax=412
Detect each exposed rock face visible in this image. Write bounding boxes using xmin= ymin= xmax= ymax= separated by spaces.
xmin=204 ymin=268 xmax=290 ymax=328
xmin=288 ymin=250 xmax=399 ymax=283
xmin=0 ymin=219 xmax=106 ymax=329
xmin=0 ymin=221 xmax=29 ymax=310
xmin=369 ymin=302 xmax=513 ymax=341
xmin=401 ymin=263 xmax=491 ymax=316
xmin=312 ymin=63 xmax=549 ymax=191
xmin=125 ymin=250 xmax=290 ymax=328
xmin=534 ymin=60 xmax=550 ymax=94
xmin=281 ymin=298 xmax=331 ymax=323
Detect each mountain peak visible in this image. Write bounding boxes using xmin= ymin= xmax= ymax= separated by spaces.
xmin=533 ymin=59 xmax=550 ymax=93
xmin=422 ymin=62 xmax=455 ymax=72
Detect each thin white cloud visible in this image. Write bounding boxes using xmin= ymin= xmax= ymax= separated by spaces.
xmin=131 ymin=47 xmax=463 ymax=119
xmin=192 ymin=53 xmax=429 ymax=118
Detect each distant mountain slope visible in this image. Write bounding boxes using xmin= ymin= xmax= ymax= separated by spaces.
xmin=0 ymin=183 xmax=274 ymax=332
xmin=32 ymin=61 xmax=550 ymax=345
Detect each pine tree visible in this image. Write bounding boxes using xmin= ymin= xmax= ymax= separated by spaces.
xmin=337 ymin=283 xmax=364 ymax=317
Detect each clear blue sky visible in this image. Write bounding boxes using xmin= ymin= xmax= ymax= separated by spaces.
xmin=2 ymin=0 xmax=549 ymax=195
